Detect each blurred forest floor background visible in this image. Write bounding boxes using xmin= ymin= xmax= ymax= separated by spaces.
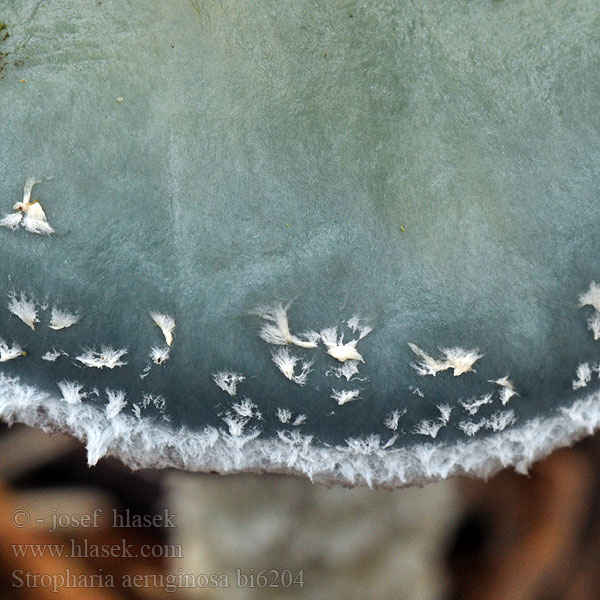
xmin=1 ymin=422 xmax=599 ymax=599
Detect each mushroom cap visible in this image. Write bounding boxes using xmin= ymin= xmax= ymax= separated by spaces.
xmin=0 ymin=0 xmax=599 ymax=487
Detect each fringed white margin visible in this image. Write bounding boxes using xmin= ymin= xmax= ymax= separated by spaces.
xmin=1 ymin=373 xmax=599 ymax=489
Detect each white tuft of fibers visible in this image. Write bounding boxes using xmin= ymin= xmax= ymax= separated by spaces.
xmin=408 ymin=343 xmax=483 ymax=377
xmin=0 ymin=339 xmax=26 ymax=362
xmin=42 ymin=349 xmax=66 ymax=362
xmin=346 ymin=316 xmax=373 ymax=340
xmin=277 ymin=429 xmax=314 ymax=451
xmin=489 ymin=375 xmax=520 ymax=405
xmin=142 ymin=393 xmax=166 ymax=411
xmin=383 ymin=408 xmax=407 ymax=431
xmin=149 ymin=312 xmax=175 ymax=346
xmin=413 ymin=420 xmax=444 ymax=439
xmin=408 ymin=343 xmax=442 ymax=376
xmin=75 ymin=347 xmax=128 ymax=369
xmin=320 ymin=324 xmax=370 ymax=363
xmin=276 ymin=408 xmax=292 ymax=424
xmin=272 ymin=347 xmax=299 ymax=380
xmin=105 ymin=389 xmax=127 ymax=420
xmin=484 ymin=410 xmax=516 ymax=432
xmin=7 ymin=292 xmax=39 ymax=330
xmin=292 ymin=414 xmax=307 ymax=426
xmin=255 ymin=302 xmax=319 ymax=348
xmin=437 ymin=404 xmax=453 ymax=424
xmin=587 ymin=312 xmax=600 ymax=341
xmin=459 ymin=394 xmax=493 ymax=416
xmin=331 ymin=388 xmax=361 ymax=406
xmin=150 ymin=346 xmax=170 ymax=365
xmin=57 ymin=381 xmax=86 ymax=405
xmin=212 ymin=371 xmax=245 ymax=397
xmin=572 ymin=363 xmax=593 ymax=390
xmin=271 ymin=347 xmax=313 ymax=386
xmin=408 ymin=385 xmax=425 ymax=397
xmin=276 ymin=408 xmax=306 ymax=426
xmin=292 ymin=360 xmax=313 ymax=387
xmin=232 ymin=398 xmax=260 ymax=419
xmin=579 ymin=282 xmax=600 ymax=313
xmin=325 ymin=360 xmax=365 ymax=382
xmin=458 ymin=420 xmax=485 ymax=437
xmin=221 ymin=412 xmax=250 ymax=437
xmin=22 ymin=215 xmax=54 ymax=235
xmin=0 ymin=212 xmax=23 ymax=230
xmin=19 ymin=178 xmax=53 ymax=234
xmin=343 ymin=434 xmax=391 ymax=457
xmin=1 ymin=177 xmax=54 ymax=235
xmin=49 ymin=307 xmax=80 ymax=330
